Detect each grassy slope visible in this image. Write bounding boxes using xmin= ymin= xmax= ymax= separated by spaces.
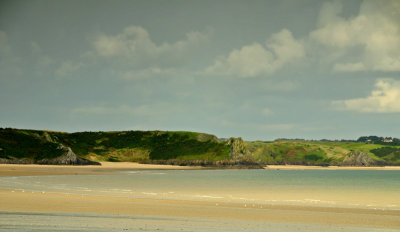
xmin=246 ymin=140 xmax=400 ymax=165
xmin=35 ymin=130 xmax=229 ymax=162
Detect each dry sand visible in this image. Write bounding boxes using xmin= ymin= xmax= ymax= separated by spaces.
xmin=2 ymin=162 xmax=399 ymax=177
xmin=0 ymin=162 xmax=202 ymax=176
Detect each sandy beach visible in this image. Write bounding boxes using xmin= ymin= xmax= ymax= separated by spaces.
xmin=2 ymin=162 xmax=400 ymax=177
xmin=0 ymin=162 xmax=202 ymax=177
xmin=1 ymin=163 xmax=400 ymax=231
xmin=1 ymin=189 xmax=399 ymax=230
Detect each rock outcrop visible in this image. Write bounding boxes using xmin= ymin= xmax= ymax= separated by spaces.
xmin=0 ymin=157 xmax=33 ymax=164
xmin=342 ymin=151 xmax=376 ymax=166
xmin=141 ymin=159 xmax=263 ymax=169
xmin=36 ymin=145 xmax=99 ymax=165
xmin=226 ymin=137 xmax=251 ymax=160
xmin=196 ymin=133 xmax=219 ymax=143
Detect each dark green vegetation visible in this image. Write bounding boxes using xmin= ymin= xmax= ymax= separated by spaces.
xmin=370 ymin=147 xmax=400 ymax=163
xmin=1 ymin=128 xmax=399 ymax=166
xmin=0 ymin=128 xmax=230 ymax=164
xmin=54 ymin=130 xmax=229 ymax=162
xmin=0 ymin=129 xmax=64 ymax=162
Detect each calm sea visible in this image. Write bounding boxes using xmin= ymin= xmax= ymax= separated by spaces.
xmin=1 ymin=169 xmax=400 ymax=209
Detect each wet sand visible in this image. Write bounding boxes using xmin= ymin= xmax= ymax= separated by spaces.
xmin=0 ymin=189 xmax=399 ymax=230
xmin=1 ymin=163 xmax=400 ymax=231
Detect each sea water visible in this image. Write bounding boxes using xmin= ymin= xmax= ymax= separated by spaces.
xmin=1 ymin=169 xmax=400 ymax=209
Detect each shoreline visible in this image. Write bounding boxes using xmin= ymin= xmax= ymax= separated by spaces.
xmin=1 ymin=163 xmax=400 ymax=176
xmin=264 ymin=165 xmax=400 ymax=170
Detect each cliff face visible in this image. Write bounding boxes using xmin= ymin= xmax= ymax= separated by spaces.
xmin=37 ymin=133 xmax=98 ymax=165
xmin=342 ymin=151 xmax=377 ymax=166
xmin=36 ymin=145 xmax=99 ymax=165
xmin=226 ymin=137 xmax=251 ymax=160
xmin=226 ymin=137 xmax=250 ymax=160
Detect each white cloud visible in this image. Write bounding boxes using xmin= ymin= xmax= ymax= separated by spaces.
xmin=92 ymin=26 xmax=210 ymax=69
xmin=333 ymin=79 xmax=400 ymax=113
xmin=206 ymin=29 xmax=304 ymax=78
xmin=118 ymin=67 xmax=183 ymax=80
xmin=310 ymin=0 xmax=400 ymax=72
xmin=55 ymin=61 xmax=84 ymax=77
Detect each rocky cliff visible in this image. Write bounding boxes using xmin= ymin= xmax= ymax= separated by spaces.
xmin=226 ymin=137 xmax=252 ymax=160
xmin=342 ymin=151 xmax=377 ymax=166
xmin=36 ymin=145 xmax=99 ymax=165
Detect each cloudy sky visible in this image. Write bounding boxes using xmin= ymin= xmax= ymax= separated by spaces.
xmin=1 ymin=0 xmax=399 ymax=140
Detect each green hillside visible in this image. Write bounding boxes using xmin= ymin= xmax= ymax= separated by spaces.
xmin=1 ymin=128 xmax=400 ymax=166
xmin=0 ymin=128 xmax=230 ymax=164
xmin=246 ymin=140 xmax=400 ymax=166
xmin=53 ymin=130 xmax=230 ymax=162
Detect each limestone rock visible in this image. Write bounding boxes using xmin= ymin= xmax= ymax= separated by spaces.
xmin=226 ymin=137 xmax=251 ymax=160
xmin=196 ymin=133 xmax=219 ymax=143
xmin=0 ymin=156 xmax=33 ymax=164
xmin=342 ymin=151 xmax=376 ymax=166
xmin=37 ymin=145 xmax=99 ymax=165
xmin=43 ymin=132 xmax=55 ymax=143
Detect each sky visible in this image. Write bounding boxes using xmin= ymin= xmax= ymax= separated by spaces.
xmin=0 ymin=0 xmax=400 ymax=140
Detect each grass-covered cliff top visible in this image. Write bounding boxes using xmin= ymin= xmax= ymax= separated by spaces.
xmin=0 ymin=128 xmax=230 ymax=163
xmin=1 ymin=128 xmax=400 ymax=166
